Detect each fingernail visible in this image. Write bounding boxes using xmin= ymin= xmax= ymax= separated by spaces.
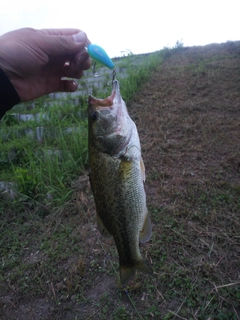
xmin=73 ymin=31 xmax=86 ymax=43
xmin=72 ymin=81 xmax=78 ymax=91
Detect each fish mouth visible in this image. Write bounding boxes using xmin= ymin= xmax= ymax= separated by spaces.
xmin=103 ymin=79 xmax=121 ymax=107
xmin=112 ymin=79 xmax=119 ymax=94
xmin=88 ymin=80 xmax=121 ymax=108
xmin=111 ymin=80 xmax=122 ymax=106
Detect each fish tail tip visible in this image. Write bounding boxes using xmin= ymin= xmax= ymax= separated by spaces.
xmin=120 ymin=266 xmax=136 ymax=286
xmin=120 ymin=261 xmax=153 ymax=285
xmin=138 ymin=261 xmax=153 ymax=277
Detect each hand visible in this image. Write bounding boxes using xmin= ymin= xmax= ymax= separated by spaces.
xmin=0 ymin=28 xmax=91 ymax=101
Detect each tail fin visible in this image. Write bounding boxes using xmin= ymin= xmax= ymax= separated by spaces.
xmin=120 ymin=260 xmax=153 ymax=285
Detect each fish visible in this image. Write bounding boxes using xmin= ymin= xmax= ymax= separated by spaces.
xmin=88 ymin=80 xmax=153 ymax=285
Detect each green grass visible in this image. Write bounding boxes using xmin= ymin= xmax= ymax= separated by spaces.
xmin=1 ymin=43 xmax=239 ymax=319
xmin=119 ymin=52 xmax=162 ymax=102
xmin=0 ymin=51 xmax=162 ymax=210
xmin=0 ymin=50 xmax=165 ymax=319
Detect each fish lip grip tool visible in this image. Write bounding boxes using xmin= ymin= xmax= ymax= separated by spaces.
xmin=86 ymin=44 xmax=115 ymax=69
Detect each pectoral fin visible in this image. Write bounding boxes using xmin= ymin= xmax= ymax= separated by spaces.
xmin=139 ymin=210 xmax=152 ymax=243
xmin=118 ymin=158 xmax=133 ymax=179
xmin=97 ymin=214 xmax=112 ymax=238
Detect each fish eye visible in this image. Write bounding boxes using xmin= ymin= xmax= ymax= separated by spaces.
xmin=90 ymin=111 xmax=98 ymax=121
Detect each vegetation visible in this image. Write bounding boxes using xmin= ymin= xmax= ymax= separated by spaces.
xmin=0 ymin=51 xmax=161 ymax=209
xmin=1 ymin=41 xmax=240 ymax=319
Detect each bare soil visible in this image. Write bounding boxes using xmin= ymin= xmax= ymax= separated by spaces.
xmin=1 ymin=41 xmax=240 ymax=319
xmin=136 ymin=42 xmax=240 ymax=212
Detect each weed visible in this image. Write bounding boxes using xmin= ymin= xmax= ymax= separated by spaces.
xmin=113 ymin=306 xmax=132 ymax=319
xmin=1 ymin=42 xmax=240 ymax=320
xmin=13 ymin=167 xmax=37 ymax=197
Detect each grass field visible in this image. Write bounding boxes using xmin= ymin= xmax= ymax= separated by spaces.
xmin=0 ymin=41 xmax=240 ymax=319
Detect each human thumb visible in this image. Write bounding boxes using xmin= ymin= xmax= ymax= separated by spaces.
xmin=72 ymin=31 xmax=88 ymax=43
xmin=40 ymin=30 xmax=88 ymax=56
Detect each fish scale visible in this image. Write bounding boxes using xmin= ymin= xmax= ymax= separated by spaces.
xmin=91 ymin=153 xmax=142 ymax=262
xmin=88 ymin=80 xmax=153 ymax=285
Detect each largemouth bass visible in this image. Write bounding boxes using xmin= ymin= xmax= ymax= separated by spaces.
xmin=88 ymin=80 xmax=153 ymax=285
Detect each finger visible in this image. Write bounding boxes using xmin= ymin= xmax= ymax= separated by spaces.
xmin=38 ymin=30 xmax=89 ymax=56
xmin=74 ymin=51 xmax=92 ymax=69
xmin=64 ymin=66 xmax=84 ymax=79
xmin=63 ymin=54 xmax=91 ymax=78
xmin=80 ymin=57 xmax=92 ymax=70
xmin=74 ymin=48 xmax=90 ymax=65
xmin=41 ymin=28 xmax=83 ymax=36
xmin=58 ymin=79 xmax=79 ymax=92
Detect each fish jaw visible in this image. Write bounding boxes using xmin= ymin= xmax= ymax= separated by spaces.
xmin=88 ymin=80 xmax=120 ymax=109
